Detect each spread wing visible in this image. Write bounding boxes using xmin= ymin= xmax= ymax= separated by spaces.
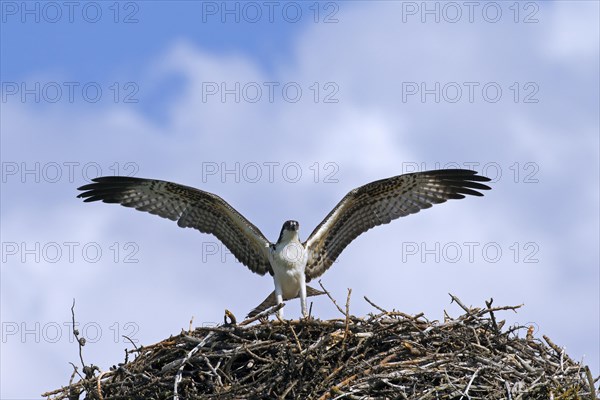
xmin=77 ymin=176 xmax=272 ymax=275
xmin=303 ymin=169 xmax=491 ymax=281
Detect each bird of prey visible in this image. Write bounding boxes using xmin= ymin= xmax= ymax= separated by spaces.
xmin=77 ymin=169 xmax=491 ymax=319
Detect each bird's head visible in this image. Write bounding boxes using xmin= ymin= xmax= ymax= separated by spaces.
xmin=276 ymin=220 xmax=300 ymax=244
xmin=283 ymin=220 xmax=299 ymax=232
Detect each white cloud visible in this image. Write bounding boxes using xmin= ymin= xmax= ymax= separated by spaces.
xmin=542 ymin=1 xmax=600 ymax=61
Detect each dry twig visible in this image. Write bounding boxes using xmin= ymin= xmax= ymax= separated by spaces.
xmin=43 ymin=296 xmax=598 ymax=400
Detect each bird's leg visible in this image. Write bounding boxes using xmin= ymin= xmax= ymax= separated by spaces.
xmin=299 ymin=279 xmax=308 ymax=318
xmin=274 ymin=280 xmax=284 ymax=319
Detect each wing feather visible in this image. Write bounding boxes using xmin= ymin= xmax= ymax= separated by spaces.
xmin=78 ymin=176 xmax=272 ymax=275
xmin=303 ymin=169 xmax=491 ymax=281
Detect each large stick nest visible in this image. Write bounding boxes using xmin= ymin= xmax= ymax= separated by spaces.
xmin=44 ymin=295 xmax=598 ymax=400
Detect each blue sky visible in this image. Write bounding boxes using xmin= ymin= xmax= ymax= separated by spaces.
xmin=2 ymin=1 xmax=599 ymax=398
xmin=2 ymin=1 xmax=304 ymax=77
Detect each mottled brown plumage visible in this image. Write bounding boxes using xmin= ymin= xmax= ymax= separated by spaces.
xmin=78 ymin=177 xmax=272 ymax=275
xmin=303 ymin=169 xmax=491 ymax=280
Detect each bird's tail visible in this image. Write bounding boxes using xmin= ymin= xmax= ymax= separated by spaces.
xmin=246 ymin=286 xmax=325 ymax=318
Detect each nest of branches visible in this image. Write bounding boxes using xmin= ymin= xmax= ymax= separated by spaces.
xmin=44 ymin=294 xmax=598 ymax=400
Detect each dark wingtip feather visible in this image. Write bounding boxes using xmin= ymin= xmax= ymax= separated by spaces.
xmin=77 ymin=183 xmax=94 ymax=191
xmin=434 ymin=169 xmax=492 ymax=196
xmin=455 ymin=187 xmax=485 ymax=197
xmin=77 ymin=176 xmax=150 ymax=201
xmin=469 ymin=174 xmax=492 ymax=182
xmin=77 ymin=176 xmax=148 ymax=190
xmin=428 ymin=169 xmax=491 ymax=180
xmin=92 ymin=176 xmax=145 ymax=183
xmin=82 ymin=196 xmax=101 ymax=203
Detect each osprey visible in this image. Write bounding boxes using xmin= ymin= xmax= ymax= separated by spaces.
xmin=77 ymin=169 xmax=491 ymax=318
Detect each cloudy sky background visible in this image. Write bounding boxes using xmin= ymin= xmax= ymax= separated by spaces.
xmin=1 ymin=1 xmax=599 ymax=398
